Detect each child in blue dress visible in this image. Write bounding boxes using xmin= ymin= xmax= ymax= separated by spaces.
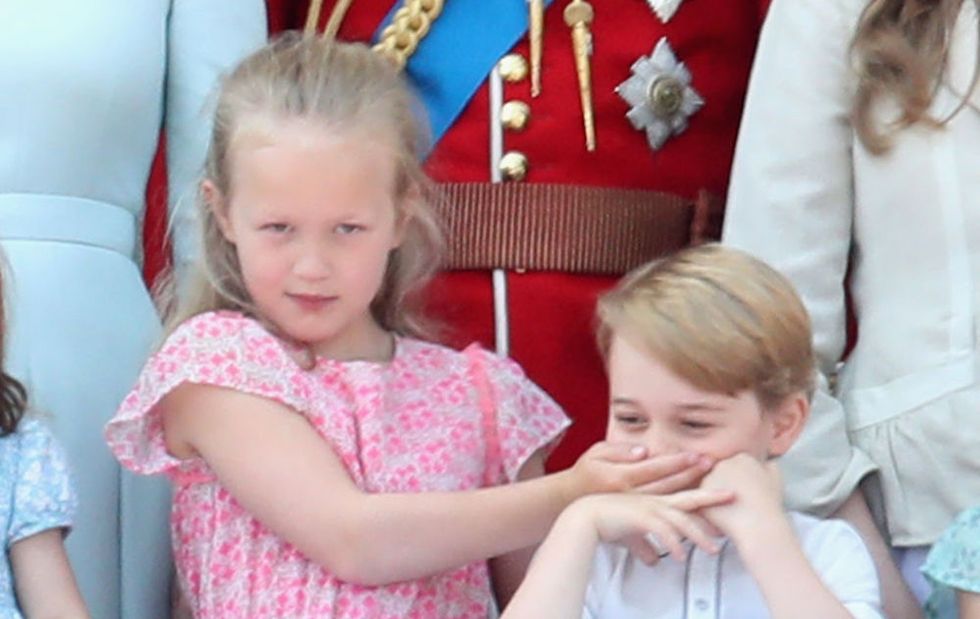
xmin=923 ymin=508 xmax=980 ymax=619
xmin=0 ymin=264 xmax=86 ymax=618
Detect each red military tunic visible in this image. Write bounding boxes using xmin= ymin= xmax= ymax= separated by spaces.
xmin=264 ymin=0 xmax=768 ymax=470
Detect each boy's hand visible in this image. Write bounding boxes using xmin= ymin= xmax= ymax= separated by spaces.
xmin=560 ymin=442 xmax=715 ymax=503
xmin=570 ymin=490 xmax=733 ymax=563
xmin=698 ymin=454 xmax=786 ymax=544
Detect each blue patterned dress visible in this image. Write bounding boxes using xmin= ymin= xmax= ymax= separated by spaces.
xmin=0 ymin=418 xmax=76 ymax=618
xmin=923 ymin=507 xmax=980 ymax=618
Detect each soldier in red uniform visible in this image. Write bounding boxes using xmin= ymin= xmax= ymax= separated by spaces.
xmin=262 ymin=0 xmax=769 ymax=471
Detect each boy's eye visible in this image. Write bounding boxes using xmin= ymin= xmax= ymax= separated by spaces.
xmin=335 ymin=223 xmax=364 ymax=235
xmin=680 ymin=420 xmax=712 ymax=430
xmin=615 ymin=414 xmax=648 ymax=427
xmin=261 ymin=222 xmax=291 ymax=233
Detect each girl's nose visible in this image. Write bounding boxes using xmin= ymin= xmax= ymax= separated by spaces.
xmin=293 ymin=243 xmax=332 ymax=279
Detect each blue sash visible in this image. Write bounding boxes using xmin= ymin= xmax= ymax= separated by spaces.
xmin=375 ymin=0 xmax=556 ymax=150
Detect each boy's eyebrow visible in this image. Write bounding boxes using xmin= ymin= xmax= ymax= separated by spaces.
xmin=674 ymin=401 xmax=726 ymax=412
xmin=610 ymin=397 xmax=640 ymax=406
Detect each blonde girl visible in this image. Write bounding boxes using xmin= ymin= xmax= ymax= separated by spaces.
xmin=105 ymin=34 xmax=708 ymax=619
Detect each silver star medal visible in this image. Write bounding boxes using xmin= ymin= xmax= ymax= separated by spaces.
xmin=616 ymin=38 xmax=704 ymax=151
xmin=646 ymin=0 xmax=685 ymax=22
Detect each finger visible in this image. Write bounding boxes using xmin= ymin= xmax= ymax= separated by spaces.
xmin=587 ymin=441 xmax=649 ymax=463
xmin=659 ymin=508 xmax=721 ymax=556
xmin=620 ymin=452 xmax=704 ymax=487
xmin=630 ymin=456 xmax=713 ymax=494
xmin=623 ymin=534 xmax=661 ymax=566
xmin=642 ymin=519 xmax=686 ymax=562
xmin=667 ymin=488 xmax=736 ymax=511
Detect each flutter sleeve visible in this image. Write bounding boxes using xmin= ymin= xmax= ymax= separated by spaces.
xmin=465 ymin=346 xmax=571 ymax=483
xmin=105 ymin=311 xmax=310 ymax=479
xmin=7 ymin=419 xmax=76 ymax=546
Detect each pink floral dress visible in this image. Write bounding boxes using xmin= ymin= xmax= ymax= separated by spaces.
xmin=105 ymin=311 xmax=569 ymax=619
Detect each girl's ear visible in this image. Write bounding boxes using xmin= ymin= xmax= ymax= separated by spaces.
xmin=202 ymin=180 xmax=235 ymax=243
xmin=766 ymin=393 xmax=809 ymax=458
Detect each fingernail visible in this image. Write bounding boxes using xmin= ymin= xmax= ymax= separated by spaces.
xmin=630 ymin=445 xmax=646 ymax=457
xmin=698 ymin=455 xmax=713 ymax=468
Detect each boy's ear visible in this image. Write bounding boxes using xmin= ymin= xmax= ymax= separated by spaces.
xmin=202 ymin=180 xmax=235 ymax=243
xmin=766 ymin=392 xmax=809 ymax=458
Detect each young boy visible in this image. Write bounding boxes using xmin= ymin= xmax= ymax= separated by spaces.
xmin=501 ymin=244 xmax=883 ymax=619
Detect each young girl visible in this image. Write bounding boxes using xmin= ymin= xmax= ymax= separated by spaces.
xmin=104 ymin=35 xmax=708 ymax=619
xmin=0 ymin=266 xmax=87 ymax=618
xmin=922 ymin=507 xmax=980 ymax=618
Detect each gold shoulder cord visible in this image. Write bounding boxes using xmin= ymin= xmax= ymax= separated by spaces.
xmin=305 ymin=0 xmax=444 ymax=68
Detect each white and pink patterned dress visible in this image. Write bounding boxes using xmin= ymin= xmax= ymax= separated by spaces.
xmin=105 ymin=311 xmax=569 ymax=619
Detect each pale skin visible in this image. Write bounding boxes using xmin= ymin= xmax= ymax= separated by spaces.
xmin=832 ymin=490 xmax=924 ymax=619
xmin=502 ymin=334 xmax=870 ymax=619
xmin=164 ymin=120 xmax=717 ymax=601
xmin=10 ymin=528 xmax=89 ymax=618
xmin=960 ymin=591 xmax=980 ymax=619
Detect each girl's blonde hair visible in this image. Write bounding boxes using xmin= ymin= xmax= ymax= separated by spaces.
xmin=851 ymin=0 xmax=978 ymax=153
xmin=161 ymin=33 xmax=444 ymax=341
xmin=596 ymin=244 xmax=815 ymax=410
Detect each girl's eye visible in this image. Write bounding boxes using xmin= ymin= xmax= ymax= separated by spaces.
xmin=261 ymin=223 xmax=291 ymax=233
xmin=335 ymin=223 xmax=364 ymax=235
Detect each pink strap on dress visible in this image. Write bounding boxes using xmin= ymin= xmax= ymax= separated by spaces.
xmin=465 ymin=346 xmax=504 ymax=486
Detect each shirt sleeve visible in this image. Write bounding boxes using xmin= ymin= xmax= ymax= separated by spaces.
xmin=803 ymin=518 xmax=884 ymax=618
xmin=922 ymin=507 xmax=980 ymax=618
xmin=466 ymin=346 xmax=571 ymax=483
xmin=165 ymin=1 xmax=266 ymax=282
xmin=7 ymin=420 xmax=77 ymax=546
xmin=722 ymin=0 xmax=877 ymax=516
xmin=105 ymin=311 xmax=311 ymax=478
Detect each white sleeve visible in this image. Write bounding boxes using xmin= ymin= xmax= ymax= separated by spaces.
xmin=165 ymin=1 xmax=267 ymax=279
xmin=804 ymin=519 xmax=884 ymax=619
xmin=722 ymin=0 xmax=876 ymax=516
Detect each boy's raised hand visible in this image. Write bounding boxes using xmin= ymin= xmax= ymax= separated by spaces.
xmin=561 ymin=442 xmax=716 ymax=503
xmin=578 ymin=490 xmax=733 ymax=563
xmin=698 ymin=453 xmax=785 ymax=544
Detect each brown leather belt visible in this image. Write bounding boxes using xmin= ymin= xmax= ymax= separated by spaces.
xmin=433 ymin=182 xmax=722 ymax=274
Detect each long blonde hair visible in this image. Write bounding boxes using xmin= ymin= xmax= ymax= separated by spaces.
xmin=161 ymin=34 xmax=444 ymax=341
xmin=852 ymin=0 xmax=979 ymax=153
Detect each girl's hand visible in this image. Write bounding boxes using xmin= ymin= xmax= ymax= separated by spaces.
xmin=570 ymin=489 xmax=734 ymax=563
xmin=560 ymin=442 xmax=715 ymax=503
xmin=698 ymin=453 xmax=785 ymax=544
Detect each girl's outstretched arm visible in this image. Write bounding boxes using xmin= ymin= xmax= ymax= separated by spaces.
xmin=163 ymin=383 xmax=704 ymax=586
xmin=11 ymin=528 xmax=89 ymax=619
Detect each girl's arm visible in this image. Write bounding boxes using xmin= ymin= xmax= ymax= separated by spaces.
xmin=164 ymin=383 xmax=697 ymax=586
xmin=11 ymin=528 xmax=89 ymax=619
xmin=961 ymin=590 xmax=980 ymax=619
xmin=488 ymin=451 xmax=548 ymax=609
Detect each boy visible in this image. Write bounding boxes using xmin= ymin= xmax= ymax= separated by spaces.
xmin=501 ymin=244 xmax=883 ymax=619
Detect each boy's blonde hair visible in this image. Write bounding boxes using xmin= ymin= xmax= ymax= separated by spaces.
xmin=162 ymin=33 xmax=443 ymax=340
xmin=596 ymin=244 xmax=815 ymax=410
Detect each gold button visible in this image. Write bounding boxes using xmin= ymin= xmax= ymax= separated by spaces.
xmin=498 ymin=53 xmax=529 ymax=83
xmin=499 ymin=151 xmax=529 ymax=182
xmin=500 ymin=100 xmax=531 ymax=131
xmin=647 ymin=76 xmax=684 ymax=118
